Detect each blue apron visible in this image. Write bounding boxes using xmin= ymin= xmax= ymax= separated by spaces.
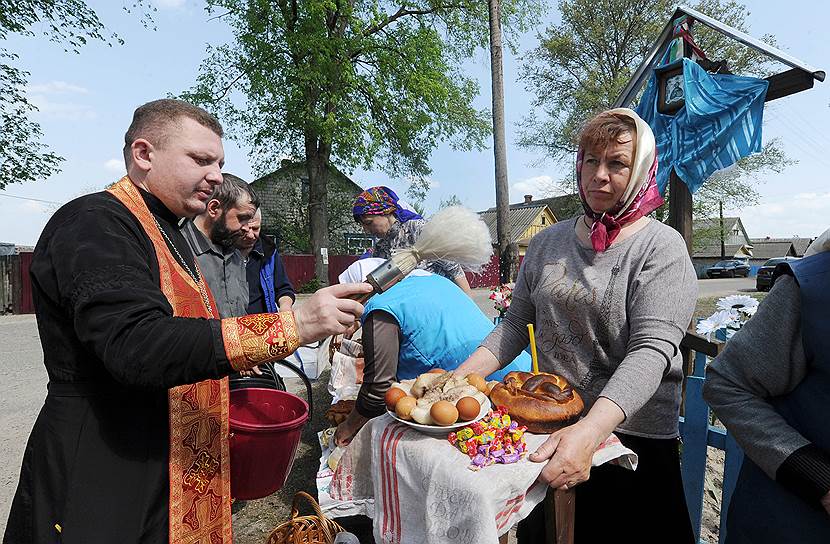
xmin=363 ymin=274 xmax=531 ymax=381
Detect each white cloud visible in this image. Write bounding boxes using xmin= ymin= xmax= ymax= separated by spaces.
xmin=510 ymin=175 xmax=556 ymax=201
xmin=153 ymin=0 xmax=186 ymax=8
xmin=28 ymin=94 xmax=96 ymax=121
xmin=104 ymin=159 xmax=125 ymax=173
xmin=731 ymin=192 xmax=830 ymax=239
xmin=26 ymin=81 xmax=88 ymax=95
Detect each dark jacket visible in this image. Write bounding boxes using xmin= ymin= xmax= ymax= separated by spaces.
xmin=246 ymin=236 xmax=295 ymax=314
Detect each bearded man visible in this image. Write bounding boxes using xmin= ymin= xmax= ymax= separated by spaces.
xmin=4 ymin=98 xmax=370 ymax=544
xmin=183 ymin=173 xmax=257 ymax=318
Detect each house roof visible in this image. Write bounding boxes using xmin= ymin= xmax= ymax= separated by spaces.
xmin=692 ymin=243 xmax=750 ymax=259
xmin=478 ymin=203 xmax=549 ymax=244
xmin=694 ymin=216 xmax=741 ymax=231
xmin=749 ymin=240 xmax=798 ymax=260
xmin=251 ymin=160 xmax=363 ymax=193
xmin=528 ymin=194 xmax=583 ymax=221
xmin=483 ymin=194 xmax=582 ymax=221
xmin=751 ymin=237 xmax=813 ymax=257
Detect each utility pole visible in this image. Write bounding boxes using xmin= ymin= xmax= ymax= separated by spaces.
xmin=488 ymin=0 xmax=515 ymax=283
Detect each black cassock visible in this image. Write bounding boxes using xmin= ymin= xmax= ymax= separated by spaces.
xmin=4 ymin=190 xmax=232 ymax=544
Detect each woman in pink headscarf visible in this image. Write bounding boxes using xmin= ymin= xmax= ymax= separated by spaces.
xmin=456 ymin=108 xmax=698 ymax=542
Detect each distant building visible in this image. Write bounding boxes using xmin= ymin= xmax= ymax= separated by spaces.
xmin=751 ymin=237 xmax=813 ymax=258
xmin=249 ymin=160 xmax=370 ymax=255
xmin=478 ymin=195 xmax=558 ymax=256
xmin=0 ymin=243 xmax=15 ymax=256
xmin=691 ymin=217 xmax=753 ymax=278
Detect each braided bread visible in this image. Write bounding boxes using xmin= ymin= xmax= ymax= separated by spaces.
xmin=489 ymin=371 xmax=584 ymax=433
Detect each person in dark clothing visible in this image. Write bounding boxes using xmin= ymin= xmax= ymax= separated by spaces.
xmin=237 ymin=208 xmax=295 ymax=314
xmin=703 ymin=230 xmax=830 ymax=543
xmin=3 ymin=98 xmax=370 ymax=544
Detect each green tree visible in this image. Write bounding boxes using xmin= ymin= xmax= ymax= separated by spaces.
xmin=439 ymin=194 xmax=464 ymax=209
xmin=0 ymin=1 xmax=152 ymax=189
xmin=184 ymin=0 xmax=539 ymax=284
xmin=518 ymin=0 xmax=788 ymax=229
xmin=405 ymin=176 xmax=433 ymax=216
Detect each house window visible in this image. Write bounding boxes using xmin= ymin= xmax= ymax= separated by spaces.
xmin=345 ymin=233 xmax=374 ymax=255
xmin=541 ymin=216 xmax=546 ymax=225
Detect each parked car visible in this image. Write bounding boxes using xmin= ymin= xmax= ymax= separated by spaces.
xmin=755 ymin=256 xmax=801 ymax=291
xmin=706 ymin=259 xmax=751 ymax=278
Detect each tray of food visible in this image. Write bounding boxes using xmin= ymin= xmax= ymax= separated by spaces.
xmin=383 ymin=370 xmax=493 ymax=437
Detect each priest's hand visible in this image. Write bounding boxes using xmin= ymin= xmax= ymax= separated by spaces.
xmin=294 ymin=283 xmax=373 ymax=345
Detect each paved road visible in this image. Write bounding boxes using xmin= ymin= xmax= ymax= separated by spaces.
xmin=0 ymin=277 xmax=757 ymax=533
xmin=0 ymin=315 xmax=47 ymax=532
xmin=696 ymin=276 xmax=755 ymax=298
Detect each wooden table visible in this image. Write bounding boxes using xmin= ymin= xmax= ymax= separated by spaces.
xmin=496 ymin=487 xmax=575 ymax=544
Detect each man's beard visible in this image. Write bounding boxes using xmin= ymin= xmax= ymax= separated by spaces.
xmin=209 ymin=213 xmax=243 ymax=249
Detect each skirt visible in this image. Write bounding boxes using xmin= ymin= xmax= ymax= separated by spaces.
xmin=516 ymin=432 xmax=695 ymax=543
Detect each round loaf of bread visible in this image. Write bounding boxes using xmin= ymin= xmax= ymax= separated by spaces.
xmin=489 ymin=371 xmax=584 ymax=433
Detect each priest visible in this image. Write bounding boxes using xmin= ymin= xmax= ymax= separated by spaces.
xmin=4 ymin=98 xmax=371 ymax=544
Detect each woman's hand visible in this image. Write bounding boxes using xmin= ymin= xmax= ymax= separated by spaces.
xmin=530 ymin=396 xmax=625 ymax=489
xmin=530 ymin=419 xmax=605 ymax=489
xmin=334 ymin=410 xmax=369 ymax=448
xmin=822 ymin=490 xmax=830 ymax=517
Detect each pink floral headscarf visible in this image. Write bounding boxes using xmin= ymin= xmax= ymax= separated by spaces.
xmin=576 ymin=108 xmax=664 ymax=252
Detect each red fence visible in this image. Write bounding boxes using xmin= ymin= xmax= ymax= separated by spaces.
xmin=282 ymin=255 xmax=360 ymax=289
xmin=282 ymin=253 xmax=520 ymax=290
xmin=0 ymin=252 xmax=35 ymax=314
xmin=465 ymin=254 xmax=523 ymax=288
xmin=4 ymin=251 xmax=516 ymax=315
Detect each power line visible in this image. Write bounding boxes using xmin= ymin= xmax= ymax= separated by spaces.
xmin=0 ymin=193 xmax=62 ymax=205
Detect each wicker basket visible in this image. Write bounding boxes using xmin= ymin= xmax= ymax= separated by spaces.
xmin=266 ymin=491 xmax=345 ymax=544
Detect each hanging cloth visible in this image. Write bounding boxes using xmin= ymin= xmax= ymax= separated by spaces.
xmin=636 ymin=58 xmax=769 ymax=195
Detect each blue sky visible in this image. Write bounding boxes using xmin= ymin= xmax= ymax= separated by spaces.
xmin=2 ymin=0 xmax=829 ymax=246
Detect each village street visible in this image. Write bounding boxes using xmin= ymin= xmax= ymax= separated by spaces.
xmin=0 ymin=277 xmax=754 ymax=533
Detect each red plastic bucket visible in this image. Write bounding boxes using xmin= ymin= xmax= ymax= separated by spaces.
xmin=229 ymin=388 xmax=309 ymax=500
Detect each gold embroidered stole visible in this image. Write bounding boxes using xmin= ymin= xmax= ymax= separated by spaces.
xmin=108 ymin=177 xmax=232 ymax=544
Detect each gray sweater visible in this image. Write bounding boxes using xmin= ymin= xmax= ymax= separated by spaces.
xmin=703 ymin=275 xmax=810 ymax=477
xmin=703 ymin=275 xmax=830 ymax=505
xmin=482 ymin=218 xmax=697 ymax=438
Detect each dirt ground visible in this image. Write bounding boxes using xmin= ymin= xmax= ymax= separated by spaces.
xmin=230 ymin=372 xmax=334 ymax=543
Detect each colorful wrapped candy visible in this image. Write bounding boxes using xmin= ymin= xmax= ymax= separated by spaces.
xmin=447 ymin=407 xmax=528 ymax=471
